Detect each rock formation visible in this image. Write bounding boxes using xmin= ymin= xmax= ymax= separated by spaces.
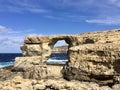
xmin=1 ymin=29 xmax=120 ymax=89
xmin=16 ymin=29 xmax=120 ymax=85
xmin=0 ymin=76 xmax=113 ymax=90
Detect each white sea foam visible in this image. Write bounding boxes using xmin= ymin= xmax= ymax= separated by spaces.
xmin=0 ymin=62 xmax=14 ymax=68
xmin=46 ymin=58 xmax=68 ymax=64
xmin=0 ymin=58 xmax=68 ymax=68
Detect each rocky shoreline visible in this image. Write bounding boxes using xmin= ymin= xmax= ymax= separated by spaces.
xmin=0 ymin=66 xmax=119 ymax=90
xmin=0 ymin=75 xmax=114 ymax=90
xmin=1 ymin=29 xmax=120 ymax=89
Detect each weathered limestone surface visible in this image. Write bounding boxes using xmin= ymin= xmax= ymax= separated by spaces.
xmin=0 ymin=76 xmax=113 ymax=90
xmin=16 ymin=29 xmax=120 ymax=85
xmin=62 ymin=30 xmax=120 ymax=85
xmin=13 ymin=57 xmax=63 ymax=79
xmin=1 ymin=29 xmax=120 ymax=89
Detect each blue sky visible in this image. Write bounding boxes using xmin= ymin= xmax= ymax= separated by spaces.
xmin=0 ymin=0 xmax=120 ymax=53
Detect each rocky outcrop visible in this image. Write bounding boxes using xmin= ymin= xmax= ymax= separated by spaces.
xmin=1 ymin=29 xmax=120 ymax=89
xmin=15 ymin=29 xmax=120 ymax=85
xmin=0 ymin=76 xmax=113 ymax=90
xmin=62 ymin=30 xmax=120 ymax=85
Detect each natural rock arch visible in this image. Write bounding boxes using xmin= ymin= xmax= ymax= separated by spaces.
xmin=46 ymin=39 xmax=69 ymax=65
xmin=14 ymin=29 xmax=120 ymax=85
xmin=17 ymin=35 xmax=73 ymax=79
xmin=46 ymin=37 xmax=71 ymax=63
xmin=21 ymin=35 xmax=72 ymax=63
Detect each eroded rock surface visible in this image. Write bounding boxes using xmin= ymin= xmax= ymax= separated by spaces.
xmin=62 ymin=30 xmax=120 ymax=85
xmin=16 ymin=29 xmax=120 ymax=85
xmin=1 ymin=29 xmax=120 ymax=89
xmin=0 ymin=76 xmax=113 ymax=90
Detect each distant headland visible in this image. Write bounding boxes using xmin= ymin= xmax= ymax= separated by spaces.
xmin=52 ymin=45 xmax=68 ymax=53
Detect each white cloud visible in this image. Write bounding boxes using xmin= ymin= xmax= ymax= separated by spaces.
xmin=108 ymin=0 xmax=120 ymax=7
xmin=0 ymin=38 xmax=22 ymax=46
xmin=43 ymin=0 xmax=120 ymax=25
xmin=62 ymin=0 xmax=95 ymax=7
xmin=26 ymin=8 xmax=48 ymax=13
xmin=0 ymin=25 xmax=11 ymax=33
xmin=0 ymin=0 xmax=120 ymax=25
xmin=0 ymin=25 xmax=47 ymax=53
xmin=0 ymin=25 xmax=22 ymax=34
xmin=86 ymin=16 xmax=120 ymax=25
xmin=44 ymin=15 xmax=64 ymax=20
xmin=0 ymin=36 xmax=23 ymax=53
xmin=44 ymin=14 xmax=86 ymax=23
xmin=0 ymin=25 xmax=37 ymax=53
xmin=0 ymin=0 xmax=49 ymax=13
xmin=0 ymin=35 xmax=24 ymax=52
xmin=27 ymin=33 xmax=44 ymax=36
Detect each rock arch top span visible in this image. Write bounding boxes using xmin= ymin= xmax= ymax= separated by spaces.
xmin=21 ymin=35 xmax=72 ymax=63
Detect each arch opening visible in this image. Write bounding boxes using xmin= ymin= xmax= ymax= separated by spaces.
xmin=46 ymin=40 xmax=69 ymax=65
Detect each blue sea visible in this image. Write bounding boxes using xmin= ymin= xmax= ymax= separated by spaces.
xmin=0 ymin=53 xmax=68 ymax=68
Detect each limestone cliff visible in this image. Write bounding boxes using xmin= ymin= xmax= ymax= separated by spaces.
xmin=1 ymin=29 xmax=120 ymax=89
xmin=19 ymin=29 xmax=120 ymax=85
